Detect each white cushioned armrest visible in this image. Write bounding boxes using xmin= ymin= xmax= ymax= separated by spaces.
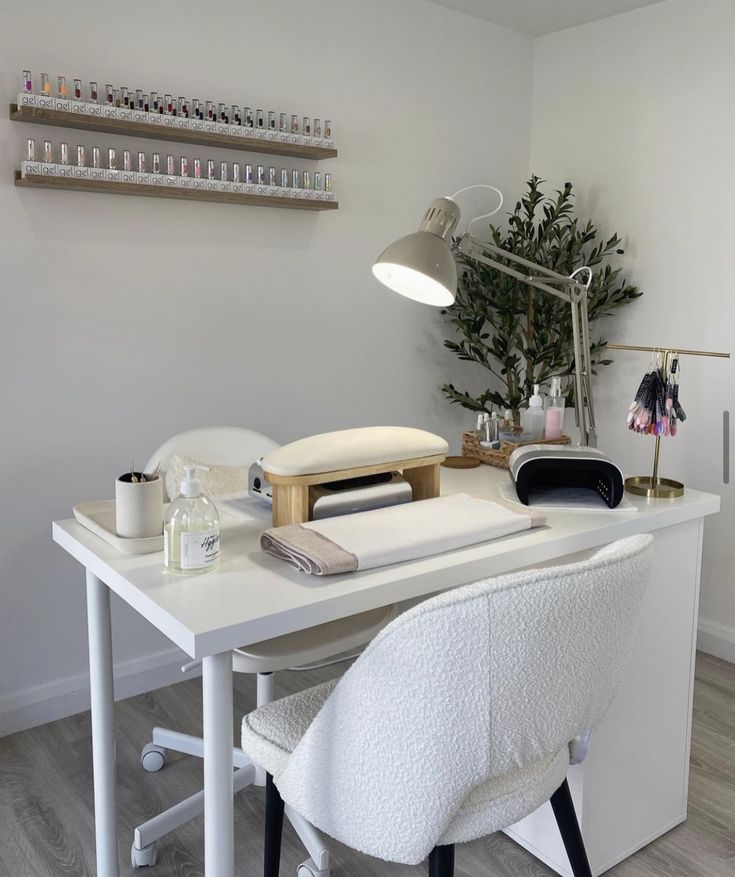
xmin=262 ymin=427 xmax=448 ymax=477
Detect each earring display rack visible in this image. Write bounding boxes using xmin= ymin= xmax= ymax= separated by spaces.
xmin=607 ymin=343 xmax=730 ymax=498
xmin=9 ymin=103 xmax=338 ymax=160
xmin=14 ymin=171 xmax=338 ymax=211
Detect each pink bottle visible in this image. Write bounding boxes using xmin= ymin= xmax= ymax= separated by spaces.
xmin=544 ymin=376 xmax=565 ymax=439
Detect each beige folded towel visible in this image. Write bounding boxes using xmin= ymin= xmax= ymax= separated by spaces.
xmin=260 ymin=493 xmax=545 ymax=575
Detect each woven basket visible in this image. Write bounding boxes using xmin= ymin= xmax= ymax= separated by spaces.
xmin=462 ymin=430 xmax=572 ymax=469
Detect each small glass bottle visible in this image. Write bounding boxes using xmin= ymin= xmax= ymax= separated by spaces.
xmin=220 ymin=160 xmax=228 ymax=181
xmin=121 ymin=86 xmax=130 ymax=108
xmin=268 ymin=111 xmax=276 ymax=129
xmin=108 ymin=147 xmax=117 ymax=169
xmin=256 ymin=164 xmax=265 ymax=184
xmin=165 ymin=94 xmax=174 ymax=115
xmin=105 ymin=84 xmax=114 ymax=104
xmin=136 ymin=89 xmax=144 ymax=110
xmin=166 ymin=153 xmax=175 ymax=175
xmin=207 ymin=159 xmax=216 ymax=180
xmin=137 ymin=151 xmax=146 ymax=173
xmin=41 ymin=73 xmax=51 ymax=96
xmin=123 ymin=149 xmax=132 ymax=171
xmin=291 ymin=169 xmax=300 ymax=188
xmin=314 ymin=118 xmax=321 ymax=137
xmin=244 ymin=107 xmax=253 ymax=127
xmin=324 ymin=119 xmax=332 ymax=139
xmin=544 ymin=376 xmax=566 ymax=439
xmin=303 ymin=170 xmax=311 ymax=189
xmin=57 ymin=75 xmax=67 ymax=98
xmin=22 ymin=69 xmax=33 ymax=94
xmin=231 ymin=104 xmax=240 ymax=125
xmin=324 ymin=173 xmax=332 ymax=192
xmin=256 ymin=109 xmax=264 ymax=128
xmin=89 ymin=81 xmax=98 ymax=103
xmin=164 ymin=467 xmax=220 ymax=574
xmin=280 ymin=168 xmax=288 ymax=187
xmin=193 ymin=158 xmax=202 ymax=179
xmin=152 ymin=152 xmax=161 ymax=174
xmin=279 ymin=112 xmax=288 ymax=132
xmin=73 ymin=78 xmax=82 ymax=100
xmin=180 ymin=156 xmax=189 ymax=177
xmin=76 ymin=145 xmax=86 ymax=166
xmin=245 ymin=163 xmax=253 ymax=184
xmin=290 ymin=114 xmax=299 ymax=134
xmin=43 ymin=140 xmax=53 ymax=163
xmin=26 ymin=138 xmax=35 ymax=161
xmin=314 ymin=171 xmax=322 ymax=191
xmin=268 ymin=166 xmax=276 ymax=186
xmin=302 ymin=115 xmax=311 ymax=136
xmin=59 ymin=142 xmax=69 ymax=165
xmin=232 ymin=163 xmax=241 ymax=183
xmin=205 ymin=100 xmax=214 ymax=120
xmin=92 ymin=146 xmax=101 ymax=168
xmin=218 ymin=102 xmax=227 ymax=122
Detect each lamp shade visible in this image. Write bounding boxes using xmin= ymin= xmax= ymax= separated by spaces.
xmin=372 ymin=231 xmax=457 ymax=307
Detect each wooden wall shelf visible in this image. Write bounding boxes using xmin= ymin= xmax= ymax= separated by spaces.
xmin=14 ymin=171 xmax=339 ymax=211
xmin=9 ymin=104 xmax=338 ymax=160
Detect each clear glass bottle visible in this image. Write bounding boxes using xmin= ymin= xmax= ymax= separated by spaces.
xmin=544 ymin=376 xmax=566 ymax=439
xmin=521 ymin=384 xmax=546 ymax=441
xmin=164 ymin=467 xmax=220 ymax=574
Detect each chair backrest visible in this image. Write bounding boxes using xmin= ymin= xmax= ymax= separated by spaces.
xmin=275 ymin=534 xmax=654 ymax=864
xmin=145 ymin=426 xmax=279 ymax=500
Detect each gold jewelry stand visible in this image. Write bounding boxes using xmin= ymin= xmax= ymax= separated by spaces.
xmin=607 ymin=344 xmax=730 ymax=498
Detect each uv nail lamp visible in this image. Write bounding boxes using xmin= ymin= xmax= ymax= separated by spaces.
xmin=509 ymin=445 xmax=624 ymax=509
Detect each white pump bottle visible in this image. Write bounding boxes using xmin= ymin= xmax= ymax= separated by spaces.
xmin=164 ymin=466 xmax=220 ymax=573
xmin=521 ymin=384 xmax=546 ymax=441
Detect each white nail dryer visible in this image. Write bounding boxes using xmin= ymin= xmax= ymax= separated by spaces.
xmin=509 ymin=445 xmax=624 ymax=508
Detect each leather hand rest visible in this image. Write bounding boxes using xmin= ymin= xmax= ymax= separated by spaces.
xmin=262 ymin=427 xmax=448 ymax=478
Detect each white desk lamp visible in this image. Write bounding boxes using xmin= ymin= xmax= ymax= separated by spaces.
xmin=372 ymin=185 xmax=597 ymax=446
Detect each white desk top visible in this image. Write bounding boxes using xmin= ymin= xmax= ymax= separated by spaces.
xmin=53 ymin=467 xmax=720 ymax=659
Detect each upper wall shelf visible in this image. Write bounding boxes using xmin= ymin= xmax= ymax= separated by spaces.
xmin=9 ymin=103 xmax=338 ymax=160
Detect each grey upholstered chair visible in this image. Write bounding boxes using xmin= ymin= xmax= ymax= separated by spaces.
xmin=241 ymin=534 xmax=654 ymax=877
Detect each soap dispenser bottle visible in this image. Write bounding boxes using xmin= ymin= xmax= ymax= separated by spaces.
xmin=544 ymin=376 xmax=566 ymax=439
xmin=164 ymin=467 xmax=220 ymax=573
xmin=522 ymin=384 xmax=546 ymax=441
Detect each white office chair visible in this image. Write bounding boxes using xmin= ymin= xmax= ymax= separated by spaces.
xmin=131 ymin=427 xmax=395 ymax=875
xmin=241 ymin=534 xmax=654 ymax=877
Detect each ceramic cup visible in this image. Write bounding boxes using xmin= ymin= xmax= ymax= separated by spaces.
xmin=115 ymin=473 xmax=163 ymax=538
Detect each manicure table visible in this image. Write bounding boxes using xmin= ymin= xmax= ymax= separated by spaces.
xmin=52 ymin=465 xmax=719 ymax=877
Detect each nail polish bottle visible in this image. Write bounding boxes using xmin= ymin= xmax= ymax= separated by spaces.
xmin=303 ymin=170 xmax=311 ymax=190
xmin=325 ymin=173 xmax=333 ymax=197
xmin=113 ymin=88 xmax=121 ymax=108
xmin=268 ymin=166 xmax=276 ymax=186
xmin=220 ymin=161 xmax=228 ymax=185
xmin=108 ymin=147 xmax=117 ymax=169
xmin=41 ymin=73 xmax=51 ymax=96
xmin=192 ymin=98 xmax=201 ymax=120
xmin=218 ymin=102 xmax=227 ymax=121
xmin=92 ymin=146 xmax=101 ymax=168
xmin=136 ymin=89 xmax=143 ymax=110
xmin=121 ymin=86 xmax=130 ymax=108
xmin=279 ymin=112 xmax=288 ymax=132
xmin=178 ymin=96 xmax=188 ymax=117
xmin=90 ymin=146 xmax=104 ymax=179
xmin=257 ymin=164 xmax=265 ymax=185
xmin=57 ymin=76 xmax=67 ymax=98
xmin=245 ymin=163 xmax=253 ymax=184
xmin=291 ymin=169 xmax=300 ymax=189
xmin=165 ymin=94 xmax=174 ymax=115
xmin=205 ymin=100 xmax=214 ymax=120
xmin=151 ymin=92 xmax=160 ymax=113
xmin=22 ymin=69 xmax=32 ymax=94
xmin=290 ymin=114 xmax=299 ymax=134
xmin=89 ymin=81 xmax=98 ymax=104
xmin=137 ymin=152 xmax=146 ymax=174
xmin=22 ymin=137 xmax=41 ymax=177
xmin=43 ymin=140 xmax=54 ymax=162
xmin=207 ymin=159 xmax=216 ymax=180
xmin=302 ymin=116 xmax=311 ymax=136
xmin=74 ymin=144 xmax=87 ymax=178
xmin=324 ymin=120 xmax=332 ymax=139
xmin=152 ymin=152 xmax=161 ymax=175
xmin=232 ymin=163 xmax=241 ymax=183
xmin=314 ymin=171 xmax=322 ymax=191
xmin=166 ymin=154 xmax=175 ymax=175
xmin=268 ymin=111 xmax=276 ymax=130
xmin=256 ymin=109 xmax=264 ymax=128
xmin=123 ymin=149 xmax=132 ymax=171
xmin=280 ymin=168 xmax=288 ymax=188
xmin=27 ymin=138 xmax=35 ymax=160
xmin=105 ymin=84 xmax=113 ymax=104
xmin=193 ymin=158 xmax=202 ymax=179
xmin=180 ymin=156 xmax=189 ymax=177
xmin=231 ymin=104 xmax=240 ymax=125
xmin=73 ymin=79 xmax=82 ymax=100
xmin=244 ymin=107 xmax=253 ymax=127
xmin=314 ymin=118 xmax=321 ymax=138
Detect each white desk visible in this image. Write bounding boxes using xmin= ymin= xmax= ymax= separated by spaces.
xmin=53 ymin=467 xmax=719 ymax=877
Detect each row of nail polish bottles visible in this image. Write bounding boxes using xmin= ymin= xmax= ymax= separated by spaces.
xmin=18 ymin=70 xmax=335 ymax=149
xmin=21 ymin=139 xmax=336 ymax=201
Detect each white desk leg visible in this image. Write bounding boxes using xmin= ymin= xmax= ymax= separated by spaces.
xmin=203 ymin=652 xmax=234 ymax=876
xmin=85 ymin=570 xmax=119 ymax=877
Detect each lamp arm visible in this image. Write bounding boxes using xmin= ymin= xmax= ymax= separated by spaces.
xmin=455 ymin=234 xmax=597 ymax=446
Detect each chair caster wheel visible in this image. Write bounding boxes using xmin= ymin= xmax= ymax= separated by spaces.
xmin=131 ymin=842 xmax=157 ymax=868
xmin=140 ymin=742 xmax=166 ymax=773
xmin=297 ymin=858 xmax=329 ymax=877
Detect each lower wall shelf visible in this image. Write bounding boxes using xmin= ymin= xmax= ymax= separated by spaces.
xmin=13 ymin=171 xmax=338 ymax=211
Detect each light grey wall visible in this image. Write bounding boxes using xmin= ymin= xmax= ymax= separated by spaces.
xmin=531 ymin=0 xmax=735 ymax=659
xmin=0 ymin=0 xmax=533 ymax=731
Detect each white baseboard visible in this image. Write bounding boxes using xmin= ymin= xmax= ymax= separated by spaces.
xmin=697 ymin=617 xmax=735 ymax=664
xmin=0 ymin=646 xmax=198 ymax=738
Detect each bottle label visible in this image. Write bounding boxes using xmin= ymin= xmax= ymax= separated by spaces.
xmin=181 ymin=529 xmax=220 ymax=570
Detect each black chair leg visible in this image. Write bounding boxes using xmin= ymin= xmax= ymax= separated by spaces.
xmin=264 ymin=773 xmax=285 ymax=877
xmin=428 ymin=844 xmax=455 ymax=877
xmin=550 ymin=779 xmax=593 ymax=877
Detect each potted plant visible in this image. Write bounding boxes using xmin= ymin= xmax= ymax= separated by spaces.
xmin=442 ymin=175 xmax=641 ymax=422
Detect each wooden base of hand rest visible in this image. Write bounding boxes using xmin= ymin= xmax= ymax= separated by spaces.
xmin=266 ymin=454 xmax=445 ymax=527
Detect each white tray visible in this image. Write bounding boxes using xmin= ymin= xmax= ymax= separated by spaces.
xmin=73 ymin=500 xmax=164 ymax=555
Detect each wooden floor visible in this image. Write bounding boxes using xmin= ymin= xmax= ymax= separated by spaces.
xmin=0 ymin=652 xmax=733 ymax=877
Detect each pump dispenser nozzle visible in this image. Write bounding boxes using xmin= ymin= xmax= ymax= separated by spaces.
xmin=180 ymin=466 xmax=209 ymax=498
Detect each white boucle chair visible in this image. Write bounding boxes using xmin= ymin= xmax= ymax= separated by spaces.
xmin=241 ymin=534 xmax=654 ymax=877
xmin=131 ymin=427 xmax=395 ymax=875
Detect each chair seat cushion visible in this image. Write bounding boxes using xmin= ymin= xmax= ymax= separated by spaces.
xmin=262 ymin=427 xmax=448 ymax=477
xmin=241 ymin=680 xmax=569 ymax=842
xmin=233 ymin=605 xmax=396 ymax=674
